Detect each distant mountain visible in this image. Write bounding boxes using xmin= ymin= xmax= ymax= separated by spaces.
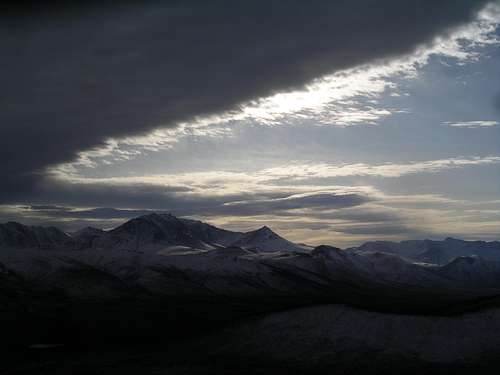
xmin=0 ymin=222 xmax=73 ymax=250
xmin=72 ymin=227 xmax=106 ymax=249
xmin=97 ymin=213 xmax=245 ymax=251
xmin=311 ymin=244 xmax=344 ymax=260
xmin=231 ymin=226 xmax=308 ymax=253
xmin=2 ymin=214 xmax=500 ymax=264
xmin=0 ymin=213 xmax=306 ymax=253
xmin=439 ymin=255 xmax=500 ymax=286
xmin=348 ymin=238 xmax=500 ymax=265
xmin=99 ymin=213 xmax=209 ymax=250
xmin=177 ymin=216 xmax=244 ymax=247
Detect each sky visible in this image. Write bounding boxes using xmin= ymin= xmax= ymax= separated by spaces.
xmin=1 ymin=0 xmax=500 ymax=247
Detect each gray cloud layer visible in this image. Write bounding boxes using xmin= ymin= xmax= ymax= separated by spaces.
xmin=13 ymin=179 xmax=369 ymax=218
xmin=0 ymin=0 xmax=491 ymax=201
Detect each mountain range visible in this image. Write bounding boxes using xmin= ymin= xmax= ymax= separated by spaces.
xmin=2 ymin=213 xmax=500 ymax=370
xmin=2 ymin=213 xmax=499 ymax=265
xmin=348 ymin=237 xmax=500 ymax=265
xmin=0 ymin=213 xmax=308 ymax=253
xmin=2 ymin=213 xmax=500 ymax=301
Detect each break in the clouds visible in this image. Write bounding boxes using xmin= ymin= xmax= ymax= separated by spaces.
xmin=445 ymin=120 xmax=499 ymax=128
xmin=2 ymin=151 xmax=500 ymax=246
xmin=1 ymin=1 xmax=500 ymax=246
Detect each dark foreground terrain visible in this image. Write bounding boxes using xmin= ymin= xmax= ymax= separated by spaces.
xmin=4 ymin=303 xmax=500 ymax=375
xmin=2 ymin=214 xmax=500 ymax=374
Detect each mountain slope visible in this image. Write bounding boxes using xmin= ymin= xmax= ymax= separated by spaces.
xmin=231 ymin=226 xmax=307 ymax=252
xmin=93 ymin=213 xmax=250 ymax=251
xmin=349 ymin=238 xmax=500 ymax=265
xmin=98 ymin=213 xmax=213 ymax=251
xmin=0 ymin=222 xmax=73 ymax=250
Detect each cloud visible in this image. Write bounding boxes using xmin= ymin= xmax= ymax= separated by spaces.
xmin=2 ymin=181 xmax=499 ymax=246
xmin=257 ymin=156 xmax=500 ymax=180
xmin=52 ymin=3 xmax=500 ymax=173
xmin=29 ymin=204 xmax=67 ymax=211
xmin=277 ymin=205 xmax=403 ymax=223
xmin=332 ymin=223 xmax=418 ymax=236
xmin=46 ymin=155 xmax=500 ymax=194
xmin=51 ymin=1 xmax=500 ymax=173
xmin=210 ymin=192 xmax=371 ymax=216
xmin=29 ymin=206 xmax=160 ymax=219
xmin=0 ymin=0 xmax=492 ymax=198
xmin=2 ymin=154 xmax=497 ymax=227
xmin=444 ymin=120 xmax=499 ymax=128
xmin=0 ymin=187 xmax=372 ymax=235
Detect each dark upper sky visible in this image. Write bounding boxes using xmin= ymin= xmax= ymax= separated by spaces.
xmin=1 ymin=1 xmax=499 ymax=246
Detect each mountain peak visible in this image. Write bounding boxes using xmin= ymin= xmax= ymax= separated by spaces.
xmin=256 ymin=225 xmax=274 ymax=234
xmin=232 ymin=225 xmax=306 ymax=253
xmin=248 ymin=226 xmax=281 ymax=240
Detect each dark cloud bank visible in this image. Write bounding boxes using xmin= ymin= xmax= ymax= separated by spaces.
xmin=21 ymin=186 xmax=370 ymax=218
xmin=0 ymin=0 xmax=493 ymax=217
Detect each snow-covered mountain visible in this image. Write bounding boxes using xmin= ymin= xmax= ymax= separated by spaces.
xmin=348 ymin=237 xmax=500 ymax=265
xmin=231 ymin=225 xmax=309 ymax=253
xmin=96 ymin=213 xmax=217 ymax=251
xmin=2 ymin=214 xmax=500 ymax=304
xmin=2 ymin=238 xmax=500 ymax=309
xmin=95 ymin=213 xmax=311 ymax=252
xmin=3 ymin=214 xmax=499 ymax=265
xmin=0 ymin=213 xmax=304 ymax=253
xmin=2 ymin=214 xmax=500 ymax=297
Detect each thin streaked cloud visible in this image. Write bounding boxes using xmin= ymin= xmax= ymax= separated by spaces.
xmin=444 ymin=120 xmax=499 ymax=128
xmin=45 ymin=154 xmax=500 ymax=201
xmin=257 ymin=156 xmax=500 ymax=181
